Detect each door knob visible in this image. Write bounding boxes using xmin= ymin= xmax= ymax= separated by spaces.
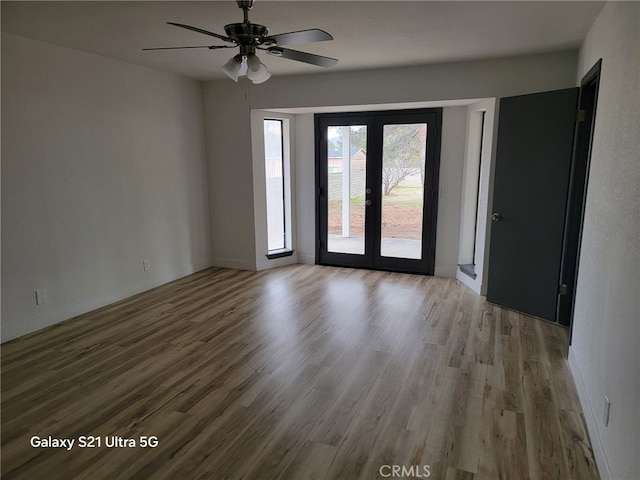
xmin=365 ymin=200 xmax=372 ymax=206
xmin=491 ymin=212 xmax=502 ymax=222
xmin=366 ymin=188 xmax=372 ymax=195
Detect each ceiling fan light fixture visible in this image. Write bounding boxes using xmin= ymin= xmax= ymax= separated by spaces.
xmin=250 ymin=68 xmax=271 ymax=84
xmin=221 ymin=54 xmax=244 ymax=82
xmin=246 ymin=54 xmax=271 ymax=84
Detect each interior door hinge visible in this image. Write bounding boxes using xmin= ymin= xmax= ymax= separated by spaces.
xmin=577 ymin=109 xmax=586 ymax=122
xmin=559 ymin=283 xmax=568 ymax=295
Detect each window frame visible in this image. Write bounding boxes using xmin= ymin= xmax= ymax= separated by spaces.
xmin=264 ymin=118 xmax=289 ymax=254
xmin=251 ymin=111 xmax=296 ymax=270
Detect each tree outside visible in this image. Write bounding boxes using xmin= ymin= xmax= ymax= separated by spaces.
xmin=381 ymin=123 xmax=427 ymax=196
xmin=327 ymin=123 xmax=428 ymax=243
xmin=330 ymin=123 xmax=426 ymax=196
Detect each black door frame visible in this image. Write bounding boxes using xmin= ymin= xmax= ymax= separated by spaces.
xmin=559 ymin=59 xmax=602 ymax=335
xmin=316 ymin=113 xmax=375 ymax=270
xmin=315 ymin=108 xmax=442 ymax=275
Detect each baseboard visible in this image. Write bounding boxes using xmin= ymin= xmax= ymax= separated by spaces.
xmin=210 ymin=257 xmax=256 ymax=271
xmin=1 ymin=259 xmax=213 ymax=343
xmin=255 ymin=253 xmax=298 ymax=271
xmin=297 ymin=254 xmax=316 ymax=265
xmin=568 ymin=347 xmax=612 ymax=480
xmin=456 ymin=269 xmax=482 ymax=294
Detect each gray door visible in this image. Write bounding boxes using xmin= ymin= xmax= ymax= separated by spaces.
xmin=487 ymin=88 xmax=579 ymax=321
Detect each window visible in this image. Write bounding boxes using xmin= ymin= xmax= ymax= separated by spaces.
xmin=458 ymin=109 xmax=486 ymax=279
xmin=263 ymin=119 xmax=293 ymax=257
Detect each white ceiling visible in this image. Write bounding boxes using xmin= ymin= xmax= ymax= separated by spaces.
xmin=1 ymin=1 xmax=605 ymax=82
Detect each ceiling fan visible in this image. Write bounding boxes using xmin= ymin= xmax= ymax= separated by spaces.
xmin=144 ymin=0 xmax=338 ymax=84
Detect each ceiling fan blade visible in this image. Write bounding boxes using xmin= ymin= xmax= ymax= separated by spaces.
xmin=167 ymin=22 xmax=235 ymax=43
xmin=143 ymin=45 xmax=233 ymax=51
xmin=266 ymin=47 xmax=338 ymax=68
xmin=262 ymin=29 xmax=333 ymax=46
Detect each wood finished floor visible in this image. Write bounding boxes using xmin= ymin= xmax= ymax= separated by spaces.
xmin=2 ymin=265 xmax=599 ymax=480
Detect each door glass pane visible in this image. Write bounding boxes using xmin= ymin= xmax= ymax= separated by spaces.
xmin=326 ymin=125 xmax=367 ymax=254
xmin=264 ymin=119 xmax=285 ymax=251
xmin=380 ymin=123 xmax=427 ymax=259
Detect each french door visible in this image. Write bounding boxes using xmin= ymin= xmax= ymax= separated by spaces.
xmin=315 ymin=109 xmax=442 ymax=275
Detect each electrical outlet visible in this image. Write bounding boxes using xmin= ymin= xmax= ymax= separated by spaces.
xmin=142 ymin=260 xmax=150 ymax=272
xmin=35 ymin=289 xmax=47 ymax=306
xmin=603 ymin=395 xmax=611 ymax=427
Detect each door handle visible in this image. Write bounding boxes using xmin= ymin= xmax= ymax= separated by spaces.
xmin=366 ymin=188 xmax=372 ymax=195
xmin=491 ymin=212 xmax=502 ymax=222
xmin=365 ymin=199 xmax=372 ymax=206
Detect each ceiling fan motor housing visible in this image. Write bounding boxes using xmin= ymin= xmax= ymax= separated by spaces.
xmin=224 ymin=22 xmax=269 ymax=44
xmin=236 ymin=0 xmax=255 ymax=10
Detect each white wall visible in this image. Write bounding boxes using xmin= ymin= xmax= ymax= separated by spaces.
xmin=433 ymin=107 xmax=466 ymax=277
xmin=202 ymin=51 xmax=578 ymax=270
xmin=294 ymin=114 xmax=317 ymax=265
xmin=1 ymin=33 xmax=213 ymax=342
xmin=202 ymin=82 xmax=257 ymax=270
xmin=568 ymin=3 xmax=640 ymax=479
xmin=249 ymin=51 xmax=578 ymax=111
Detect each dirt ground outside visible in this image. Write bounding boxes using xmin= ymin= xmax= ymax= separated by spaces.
xmin=328 ymin=186 xmax=424 ymax=240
